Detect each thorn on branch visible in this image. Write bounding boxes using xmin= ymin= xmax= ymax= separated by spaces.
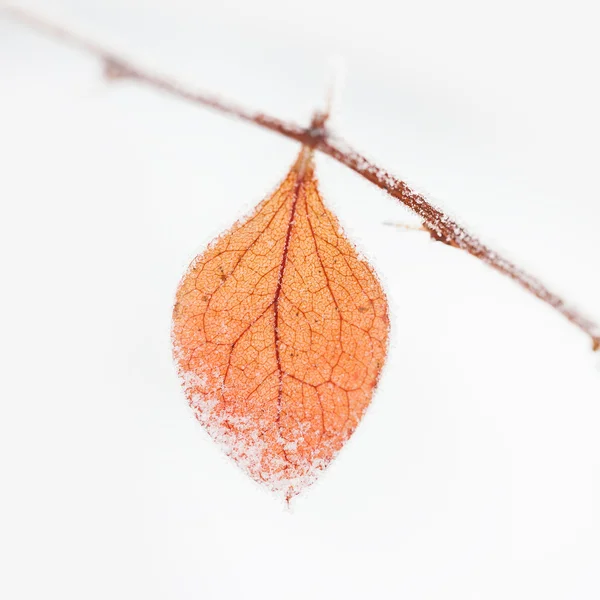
xmin=103 ymin=58 xmax=133 ymax=82
xmin=382 ymin=222 xmax=426 ymax=233
xmin=593 ymin=337 xmax=600 ymax=353
xmin=423 ymin=224 xmax=459 ymax=248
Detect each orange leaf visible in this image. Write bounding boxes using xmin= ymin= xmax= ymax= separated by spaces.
xmin=172 ymin=147 xmax=389 ymax=499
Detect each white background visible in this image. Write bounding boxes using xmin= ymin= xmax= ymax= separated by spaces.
xmin=1 ymin=1 xmax=600 ymax=598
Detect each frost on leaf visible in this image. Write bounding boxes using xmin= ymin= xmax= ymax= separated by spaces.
xmin=172 ymin=147 xmax=389 ymax=500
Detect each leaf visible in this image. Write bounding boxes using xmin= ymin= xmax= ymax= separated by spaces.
xmin=172 ymin=147 xmax=389 ymax=499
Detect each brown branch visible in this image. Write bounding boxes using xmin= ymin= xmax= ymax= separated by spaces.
xmin=4 ymin=6 xmax=599 ymax=353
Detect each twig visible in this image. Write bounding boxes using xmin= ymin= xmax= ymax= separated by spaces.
xmin=4 ymin=6 xmax=599 ymax=353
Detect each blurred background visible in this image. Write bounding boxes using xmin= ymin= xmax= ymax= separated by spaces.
xmin=1 ymin=1 xmax=599 ymax=598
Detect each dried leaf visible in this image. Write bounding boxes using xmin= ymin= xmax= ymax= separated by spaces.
xmin=172 ymin=147 xmax=389 ymax=499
